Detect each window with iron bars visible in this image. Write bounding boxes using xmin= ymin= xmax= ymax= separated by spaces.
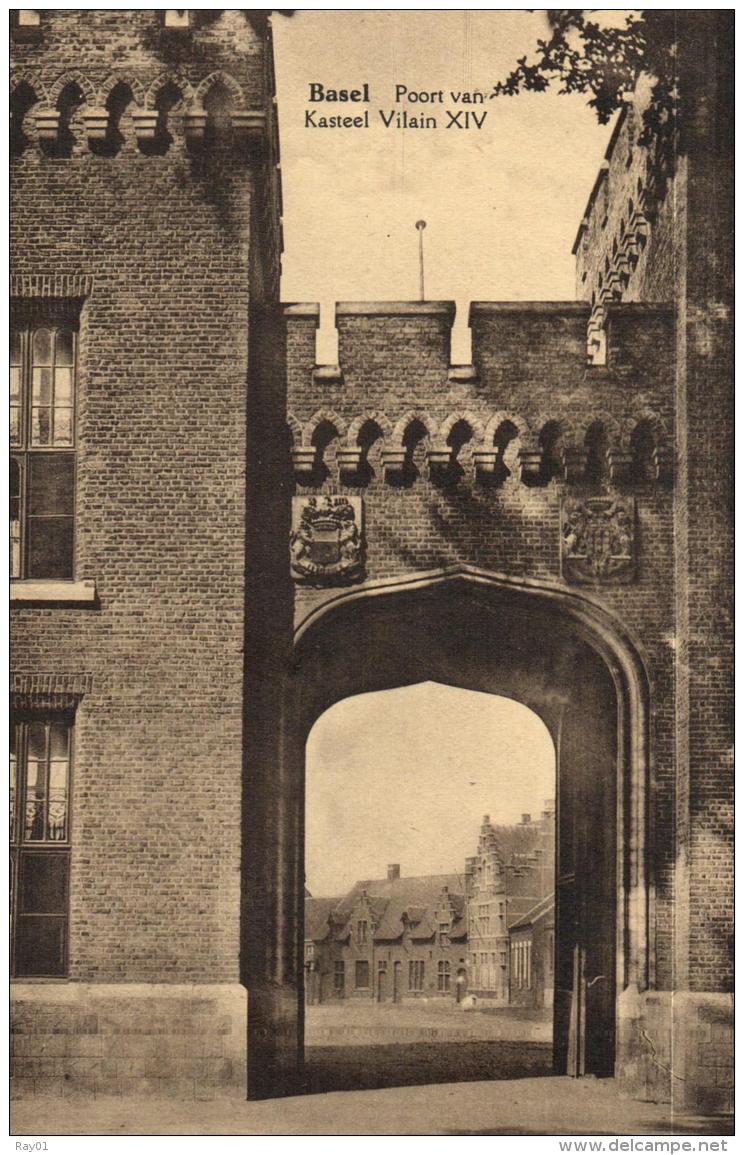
xmin=409 ymin=959 xmax=425 ymax=991
xmin=10 ymin=713 xmax=72 ymax=977
xmin=11 ymin=314 xmax=77 ymax=580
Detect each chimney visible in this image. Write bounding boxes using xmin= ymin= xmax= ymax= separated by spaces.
xmin=521 ymin=813 xmax=531 ymax=825
xmin=387 ymin=864 xmax=400 ymax=881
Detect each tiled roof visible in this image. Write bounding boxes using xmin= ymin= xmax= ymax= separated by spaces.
xmin=318 ymin=873 xmax=467 ymax=944
xmin=508 ymin=893 xmax=555 ymax=931
xmin=304 ymin=896 xmax=343 ymax=943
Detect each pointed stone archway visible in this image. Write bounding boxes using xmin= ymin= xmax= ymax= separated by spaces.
xmin=244 ymin=567 xmax=651 ymax=1099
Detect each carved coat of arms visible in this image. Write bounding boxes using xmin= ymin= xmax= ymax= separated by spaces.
xmin=561 ymin=496 xmax=635 ymax=584
xmin=290 ymin=495 xmax=363 ymax=584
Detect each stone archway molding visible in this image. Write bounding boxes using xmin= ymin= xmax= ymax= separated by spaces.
xmin=294 ymin=562 xmax=652 ymax=995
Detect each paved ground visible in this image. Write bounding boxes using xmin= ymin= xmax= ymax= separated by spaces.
xmin=11 ymin=1078 xmax=733 ymax=1136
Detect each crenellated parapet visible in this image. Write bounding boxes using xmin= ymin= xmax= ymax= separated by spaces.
xmin=286 ymin=300 xmax=675 ymax=491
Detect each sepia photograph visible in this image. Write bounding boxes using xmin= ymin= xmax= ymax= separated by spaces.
xmin=9 ymin=8 xmax=733 ymax=1141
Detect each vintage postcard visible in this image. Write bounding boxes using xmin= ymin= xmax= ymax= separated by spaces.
xmin=9 ymin=8 xmax=733 ymax=1141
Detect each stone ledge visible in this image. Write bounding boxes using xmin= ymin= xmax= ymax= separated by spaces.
xmin=469 ymin=301 xmax=590 ymax=321
xmin=283 ymin=303 xmax=320 ymax=320
xmin=336 ymin=301 xmax=455 ymax=319
xmin=11 ymin=579 xmax=97 ymax=605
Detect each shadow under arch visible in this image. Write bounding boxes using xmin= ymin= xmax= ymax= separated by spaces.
xmin=245 ymin=566 xmax=651 ymax=1101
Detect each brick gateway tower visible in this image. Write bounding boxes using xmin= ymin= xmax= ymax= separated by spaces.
xmin=11 ymin=12 xmax=731 ymax=1117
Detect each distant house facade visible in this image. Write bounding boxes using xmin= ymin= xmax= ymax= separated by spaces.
xmin=305 ymin=805 xmax=555 ymax=1007
xmin=304 ymin=865 xmax=469 ymax=1004
xmin=509 ymin=893 xmax=555 ymax=1010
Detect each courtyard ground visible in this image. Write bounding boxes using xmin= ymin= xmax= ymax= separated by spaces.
xmin=304 ymin=1001 xmax=552 ymax=1093
xmin=11 ymin=1076 xmax=733 ymax=1136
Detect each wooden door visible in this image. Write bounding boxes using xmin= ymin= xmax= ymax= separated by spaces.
xmin=554 ymin=673 xmax=617 ymax=1078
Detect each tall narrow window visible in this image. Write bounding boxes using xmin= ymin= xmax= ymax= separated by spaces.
xmin=333 ymin=961 xmax=345 ymax=993
xmin=10 ymin=714 xmax=72 ymax=977
xmin=437 ymin=959 xmax=450 ymax=992
xmin=10 ymin=319 xmax=77 ymax=579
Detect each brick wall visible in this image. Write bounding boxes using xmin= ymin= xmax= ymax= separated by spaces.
xmin=10 ymin=9 xmax=276 ymax=984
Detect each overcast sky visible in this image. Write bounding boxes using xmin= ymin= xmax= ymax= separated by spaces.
xmin=306 ymin=684 xmax=555 ymax=897
xmin=273 ymin=9 xmax=612 ymax=346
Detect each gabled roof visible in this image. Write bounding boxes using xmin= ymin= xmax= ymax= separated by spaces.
xmin=318 ymin=873 xmax=467 ymax=944
xmin=508 ymin=893 xmax=555 ymax=932
xmin=304 ymin=896 xmax=342 ymax=943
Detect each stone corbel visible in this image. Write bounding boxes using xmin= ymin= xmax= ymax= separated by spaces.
xmin=448 ymin=364 xmax=478 ymax=384
xmin=609 ymin=450 xmax=634 ymax=484
xmin=518 ymin=449 xmax=543 ymax=484
xmin=563 ymin=448 xmax=587 ymax=484
xmin=337 ymin=447 xmax=363 ymax=478
xmin=620 ymin=231 xmax=641 ymax=265
xmin=132 ymin=110 xmax=160 ymax=142
xmin=35 ymin=108 xmax=60 ymax=142
xmin=231 ymin=109 xmax=266 ymax=145
xmin=183 ymin=106 xmax=208 ymax=143
xmin=472 ymin=449 xmax=499 ymax=481
xmin=83 ymin=107 xmax=110 ymax=143
xmin=312 ymin=365 xmax=343 ymax=385
xmin=381 ymin=449 xmax=407 ymax=481
xmin=427 ymin=445 xmax=452 ymax=478
xmin=613 ymin=251 xmax=631 ymax=284
xmin=291 ymin=447 xmax=316 ymax=481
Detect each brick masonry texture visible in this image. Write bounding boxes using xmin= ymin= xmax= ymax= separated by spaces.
xmin=11 ymin=10 xmax=274 ymax=985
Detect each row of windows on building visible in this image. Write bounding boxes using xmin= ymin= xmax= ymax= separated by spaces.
xmin=332 ymin=958 xmax=453 ymax=994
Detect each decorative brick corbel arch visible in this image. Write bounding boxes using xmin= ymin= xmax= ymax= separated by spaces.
xmin=193 ymin=70 xmax=246 ymax=109
xmin=97 ymin=73 xmax=146 ymax=109
xmin=10 ymin=69 xmax=48 ymax=105
xmin=391 ymin=409 xmax=437 ymax=446
xmin=483 ymin=410 xmax=530 ymax=446
xmin=301 ymin=408 xmax=347 ymax=447
xmin=346 ymin=410 xmax=392 ymax=447
xmin=437 ymin=410 xmax=486 ymax=446
xmin=48 ymin=69 xmax=97 ymax=107
xmin=620 ymin=407 xmax=669 ymax=454
xmin=145 ymin=72 xmax=195 ymax=110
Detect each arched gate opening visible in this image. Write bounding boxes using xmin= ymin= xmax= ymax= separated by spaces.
xmin=245 ymin=569 xmax=650 ymax=1100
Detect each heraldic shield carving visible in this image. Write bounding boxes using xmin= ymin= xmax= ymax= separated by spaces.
xmin=561 ymin=496 xmax=636 ymax=584
xmin=290 ymin=495 xmax=363 ymax=584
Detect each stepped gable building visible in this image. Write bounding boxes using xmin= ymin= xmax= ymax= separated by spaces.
xmin=11 ymin=10 xmax=732 ymax=1117
xmin=465 ymin=806 xmax=555 ymax=1005
xmin=304 ymin=866 xmax=468 ymax=1005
